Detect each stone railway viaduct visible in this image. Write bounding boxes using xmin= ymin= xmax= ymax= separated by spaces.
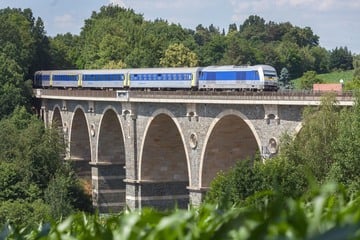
xmin=34 ymin=89 xmax=353 ymax=213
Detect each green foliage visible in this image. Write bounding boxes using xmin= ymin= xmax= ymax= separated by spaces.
xmin=279 ymin=67 xmax=291 ymax=89
xmin=330 ymin=46 xmax=353 ymax=71
xmin=49 ymin=33 xmax=79 ymax=69
xmin=44 ymin=7 xmax=339 ymax=80
xmin=346 ymin=55 xmax=360 ymax=90
xmin=0 ymin=107 xmax=92 ymax=228
xmin=0 ymin=8 xmax=50 ymax=118
xmin=327 ymin=92 xmax=360 ymax=191
xmin=283 ymin=94 xmax=340 ymax=181
xmin=206 ymin=158 xmax=308 ymax=208
xmin=74 ymin=6 xmax=196 ymax=68
xmin=299 ymin=70 xmax=323 ymax=89
xmin=160 ymin=43 xmax=198 ymax=67
xmin=4 ymin=183 xmax=360 ymax=239
xmin=0 ymin=200 xmax=51 ymax=229
xmin=205 ymin=160 xmax=266 ymax=207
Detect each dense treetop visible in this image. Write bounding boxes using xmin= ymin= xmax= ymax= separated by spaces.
xmin=48 ymin=6 xmax=354 ymax=77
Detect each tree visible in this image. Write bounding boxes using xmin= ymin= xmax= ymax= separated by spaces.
xmin=353 ymin=55 xmax=360 ymax=81
xmin=282 ymin=26 xmax=319 ymax=47
xmin=344 ymin=55 xmax=360 ymax=90
xmin=0 ymin=8 xmax=47 ymax=118
xmin=222 ymin=31 xmax=256 ymax=65
xmin=279 ymin=67 xmax=290 ymax=89
xmin=299 ymin=71 xmax=323 ymax=90
xmin=239 ymin=15 xmax=266 ymax=42
xmin=329 ymin=92 xmax=360 ymax=190
xmin=329 ymin=47 xmax=353 ymax=70
xmin=228 ymin=23 xmax=237 ymax=33
xmin=49 ymin=33 xmax=79 ymax=69
xmin=284 ymin=94 xmax=340 ymax=181
xmin=160 ymin=43 xmax=198 ymax=67
xmin=309 ymin=46 xmax=330 ymax=73
xmin=276 ymin=41 xmax=303 ymax=78
xmin=0 ymin=53 xmax=29 ymax=118
xmin=0 ymin=107 xmax=92 ymax=227
xmin=205 ymin=157 xmax=308 ymax=207
xmin=198 ymin=35 xmax=226 ymax=66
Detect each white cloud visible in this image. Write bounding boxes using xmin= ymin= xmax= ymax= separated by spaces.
xmin=109 ymin=0 xmax=126 ymax=7
xmin=54 ymin=14 xmax=76 ymax=29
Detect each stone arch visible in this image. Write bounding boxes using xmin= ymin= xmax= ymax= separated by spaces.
xmin=97 ymin=107 xmax=125 ymax=164
xmin=139 ymin=109 xmax=190 ymax=209
xmin=51 ymin=105 xmax=63 ymax=129
xmin=51 ymin=105 xmax=66 ymax=151
xmin=200 ymin=110 xmax=261 ymax=188
xmin=139 ymin=109 xmax=190 ymax=182
xmin=69 ymin=106 xmax=91 ymax=183
xmin=95 ymin=107 xmax=126 ymax=212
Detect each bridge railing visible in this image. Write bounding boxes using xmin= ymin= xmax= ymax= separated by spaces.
xmin=36 ymin=89 xmax=117 ymax=98
xmin=34 ymin=89 xmax=354 ymax=102
xmin=128 ymin=90 xmax=354 ymax=101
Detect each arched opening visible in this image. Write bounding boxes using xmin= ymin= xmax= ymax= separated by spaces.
xmin=52 ymin=107 xmax=63 ymax=130
xmin=97 ymin=109 xmax=126 ymax=211
xmin=51 ymin=107 xmax=65 ymax=156
xmin=140 ymin=113 xmax=189 ymax=209
xmin=70 ymin=108 xmax=91 ymax=188
xmin=201 ymin=115 xmax=258 ymax=188
xmin=98 ymin=110 xmax=125 ymax=164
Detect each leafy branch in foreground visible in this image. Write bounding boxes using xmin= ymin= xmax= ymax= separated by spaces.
xmin=2 ymin=183 xmax=360 ymax=240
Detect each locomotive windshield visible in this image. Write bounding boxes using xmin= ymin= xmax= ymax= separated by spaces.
xmin=263 ymin=70 xmax=278 ymax=81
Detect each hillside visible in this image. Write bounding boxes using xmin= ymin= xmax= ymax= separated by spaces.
xmin=318 ymin=70 xmax=354 ymax=83
xmin=291 ymin=70 xmax=354 ymax=89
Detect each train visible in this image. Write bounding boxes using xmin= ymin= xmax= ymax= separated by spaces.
xmin=33 ymin=65 xmax=279 ymax=91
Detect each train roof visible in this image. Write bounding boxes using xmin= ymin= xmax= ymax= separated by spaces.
xmin=35 ymin=65 xmax=276 ymax=75
xmin=202 ymin=65 xmax=276 ymax=72
xmin=35 ymin=69 xmax=131 ymax=75
xmin=35 ymin=67 xmax=202 ymax=75
xmin=128 ymin=67 xmax=201 ymax=74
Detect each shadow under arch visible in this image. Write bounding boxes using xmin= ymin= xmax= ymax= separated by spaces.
xmin=69 ymin=106 xmax=92 ymax=196
xmin=139 ymin=110 xmax=190 ymax=209
xmin=200 ymin=110 xmax=261 ymax=188
xmin=51 ymin=105 xmax=63 ymax=129
xmin=97 ymin=107 xmax=126 ymax=164
xmin=95 ymin=107 xmax=126 ymax=212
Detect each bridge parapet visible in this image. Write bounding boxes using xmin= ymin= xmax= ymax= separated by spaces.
xmin=34 ymin=89 xmax=355 ymax=105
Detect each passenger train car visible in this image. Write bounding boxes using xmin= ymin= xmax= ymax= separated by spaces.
xmin=34 ymin=65 xmax=278 ymax=91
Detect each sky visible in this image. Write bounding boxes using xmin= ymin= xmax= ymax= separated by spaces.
xmin=0 ymin=0 xmax=359 ymax=54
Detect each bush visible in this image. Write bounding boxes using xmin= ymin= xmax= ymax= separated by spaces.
xmin=0 ymin=199 xmax=51 ymax=229
xmin=205 ymin=157 xmax=309 ymax=208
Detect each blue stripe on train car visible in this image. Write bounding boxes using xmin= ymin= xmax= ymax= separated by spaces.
xmin=200 ymin=71 xmax=260 ymax=81
xmin=52 ymin=75 xmax=78 ymax=81
xmin=130 ymin=73 xmax=192 ymax=81
xmin=83 ymin=74 xmax=124 ymax=81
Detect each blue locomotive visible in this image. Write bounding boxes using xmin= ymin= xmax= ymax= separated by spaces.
xmin=34 ymin=65 xmax=278 ymax=91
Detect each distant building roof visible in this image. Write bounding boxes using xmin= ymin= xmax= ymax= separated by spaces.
xmin=313 ymin=83 xmax=342 ymax=92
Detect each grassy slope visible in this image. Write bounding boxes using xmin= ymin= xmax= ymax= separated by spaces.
xmin=317 ymin=70 xmax=354 ymax=83
xmin=292 ymin=70 xmax=354 ymax=88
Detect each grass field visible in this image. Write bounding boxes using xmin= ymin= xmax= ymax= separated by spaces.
xmin=317 ymin=70 xmax=354 ymax=83
xmin=292 ymin=69 xmax=354 ymax=88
